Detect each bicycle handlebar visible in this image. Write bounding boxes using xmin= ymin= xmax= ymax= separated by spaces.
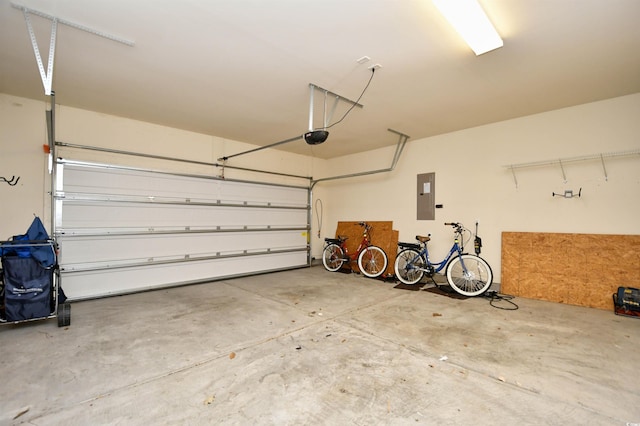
xmin=445 ymin=222 xmax=466 ymax=235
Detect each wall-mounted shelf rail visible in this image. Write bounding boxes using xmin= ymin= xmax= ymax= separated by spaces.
xmin=504 ymin=149 xmax=640 ymax=187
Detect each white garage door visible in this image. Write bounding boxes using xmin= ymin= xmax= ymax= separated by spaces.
xmin=55 ymin=160 xmax=310 ymax=300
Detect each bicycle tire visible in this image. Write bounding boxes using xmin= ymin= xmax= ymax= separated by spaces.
xmin=394 ymin=248 xmax=425 ymax=285
xmin=446 ymin=254 xmax=493 ymax=296
xmin=322 ymin=243 xmax=345 ymax=272
xmin=357 ymin=245 xmax=388 ymax=278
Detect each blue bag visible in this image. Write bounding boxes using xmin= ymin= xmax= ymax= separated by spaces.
xmin=0 ymin=234 xmax=30 ymax=258
xmin=26 ymin=216 xmax=56 ymax=268
xmin=1 ymin=217 xmax=55 ymax=267
xmin=2 ymin=255 xmax=52 ymax=321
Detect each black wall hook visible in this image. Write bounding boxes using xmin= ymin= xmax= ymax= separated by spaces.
xmin=1 ymin=175 xmax=20 ymax=186
xmin=552 ymin=188 xmax=581 ymax=198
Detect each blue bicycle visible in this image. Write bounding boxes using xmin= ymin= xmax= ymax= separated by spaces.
xmin=393 ymin=222 xmax=493 ymax=296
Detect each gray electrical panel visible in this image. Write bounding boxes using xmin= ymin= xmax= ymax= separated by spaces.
xmin=417 ymin=172 xmax=435 ymax=220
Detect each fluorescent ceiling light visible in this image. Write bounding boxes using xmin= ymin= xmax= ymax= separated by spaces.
xmin=432 ymin=0 xmax=503 ymax=55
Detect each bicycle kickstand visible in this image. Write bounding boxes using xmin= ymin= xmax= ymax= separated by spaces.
xmin=424 ymin=268 xmax=443 ymax=288
xmin=428 ymin=274 xmax=441 ymax=288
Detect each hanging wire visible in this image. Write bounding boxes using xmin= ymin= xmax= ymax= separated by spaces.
xmin=319 ymin=68 xmax=376 ymax=131
xmin=314 ymin=198 xmax=323 ymax=238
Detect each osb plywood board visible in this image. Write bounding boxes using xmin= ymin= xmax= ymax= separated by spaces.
xmin=335 ymin=221 xmax=397 ymax=276
xmin=502 ymin=232 xmax=640 ymax=310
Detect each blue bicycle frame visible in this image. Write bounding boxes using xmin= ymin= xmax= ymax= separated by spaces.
xmin=395 ymin=221 xmax=494 ymax=297
xmin=400 ymin=236 xmax=463 ymax=274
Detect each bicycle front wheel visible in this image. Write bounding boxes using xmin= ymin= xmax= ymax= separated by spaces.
xmin=357 ymin=246 xmax=388 ymax=278
xmin=446 ymin=254 xmax=493 ymax=296
xmin=322 ymin=243 xmax=345 ymax=272
xmin=394 ymin=249 xmax=425 ymax=285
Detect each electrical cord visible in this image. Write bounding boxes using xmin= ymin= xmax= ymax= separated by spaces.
xmin=484 ymin=291 xmax=519 ymax=310
xmin=320 ymin=68 xmax=376 ymax=131
xmin=460 ymin=226 xmax=473 ymax=251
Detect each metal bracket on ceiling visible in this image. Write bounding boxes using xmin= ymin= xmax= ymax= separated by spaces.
xmin=12 ymin=3 xmax=135 ymax=46
xmin=218 ymin=85 xmax=364 ymax=162
xmin=12 ymin=3 xmax=135 ymax=95
xmin=308 ymin=83 xmax=364 ymax=131
xmin=22 ymin=8 xmax=57 ymax=95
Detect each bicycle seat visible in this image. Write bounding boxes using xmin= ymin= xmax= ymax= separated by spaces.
xmin=415 ymin=235 xmax=431 ymax=243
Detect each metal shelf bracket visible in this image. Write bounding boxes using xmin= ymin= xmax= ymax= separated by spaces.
xmin=12 ymin=2 xmax=135 ymax=96
xmin=504 ymin=149 xmax=639 ymax=188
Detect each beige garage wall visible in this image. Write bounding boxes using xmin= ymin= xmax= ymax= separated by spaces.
xmin=2 ymin=92 xmax=639 ymax=283
xmin=314 ymin=93 xmax=640 ymax=282
xmin=0 ymin=94 xmax=49 ymax=237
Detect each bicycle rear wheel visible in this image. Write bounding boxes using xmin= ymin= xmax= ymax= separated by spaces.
xmin=446 ymin=254 xmax=493 ymax=296
xmin=394 ymin=249 xmax=425 ymax=285
xmin=357 ymin=246 xmax=388 ymax=278
xmin=322 ymin=243 xmax=345 ymax=272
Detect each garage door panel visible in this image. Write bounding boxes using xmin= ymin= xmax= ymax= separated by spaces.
xmin=56 ymin=161 xmax=310 ymax=300
xmin=60 ymin=231 xmax=307 ymax=265
xmin=59 ymin=203 xmax=307 ymax=229
xmin=61 ymin=251 xmax=308 ymax=300
xmin=62 ymin=166 xmax=307 ymax=206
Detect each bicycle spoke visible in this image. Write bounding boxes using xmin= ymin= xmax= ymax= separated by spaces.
xmin=394 ymin=249 xmax=424 ymax=285
xmin=446 ymin=254 xmax=493 ymax=296
xmin=358 ymin=246 xmax=388 ymax=278
xmin=322 ymin=244 xmax=345 ymax=272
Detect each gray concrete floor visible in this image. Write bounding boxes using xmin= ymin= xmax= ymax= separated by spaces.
xmin=0 ymin=265 xmax=638 ymax=425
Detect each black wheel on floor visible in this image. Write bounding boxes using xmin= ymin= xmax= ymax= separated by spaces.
xmin=57 ymin=302 xmax=71 ymax=327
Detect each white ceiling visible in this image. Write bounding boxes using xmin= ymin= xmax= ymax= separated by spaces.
xmin=1 ymin=0 xmax=639 ymax=159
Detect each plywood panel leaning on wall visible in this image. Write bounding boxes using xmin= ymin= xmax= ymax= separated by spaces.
xmin=501 ymin=232 xmax=640 ymax=310
xmin=335 ymin=221 xmax=397 ymax=276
